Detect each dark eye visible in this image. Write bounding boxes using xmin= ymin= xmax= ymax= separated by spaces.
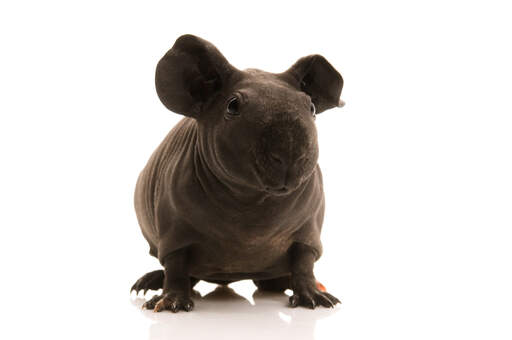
xmin=226 ymin=97 xmax=240 ymax=116
xmin=310 ymin=102 xmax=316 ymax=117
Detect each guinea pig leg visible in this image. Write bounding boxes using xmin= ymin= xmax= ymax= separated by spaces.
xmin=142 ymin=248 xmax=194 ymax=313
xmin=289 ymin=243 xmax=341 ymax=309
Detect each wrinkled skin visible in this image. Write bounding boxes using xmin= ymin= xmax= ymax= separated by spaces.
xmin=132 ymin=35 xmax=344 ymax=312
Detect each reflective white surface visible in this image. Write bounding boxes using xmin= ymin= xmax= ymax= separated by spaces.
xmin=132 ymin=283 xmax=339 ymax=340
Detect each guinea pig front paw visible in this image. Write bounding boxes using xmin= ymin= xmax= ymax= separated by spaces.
xmin=142 ymin=292 xmax=194 ymax=313
xmin=289 ymin=280 xmax=340 ymax=309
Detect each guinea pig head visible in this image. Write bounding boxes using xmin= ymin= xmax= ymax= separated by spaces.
xmin=155 ymin=35 xmax=344 ymax=196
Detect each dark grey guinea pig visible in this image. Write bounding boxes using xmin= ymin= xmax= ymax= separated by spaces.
xmin=131 ymin=34 xmax=344 ymax=312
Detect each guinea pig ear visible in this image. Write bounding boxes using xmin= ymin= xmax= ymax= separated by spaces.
xmin=155 ymin=34 xmax=236 ymax=118
xmin=284 ymin=55 xmax=343 ymax=114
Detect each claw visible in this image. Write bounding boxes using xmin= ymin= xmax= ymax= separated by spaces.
xmin=154 ymin=300 xmax=165 ymax=312
xmin=315 ymin=293 xmax=335 ymax=308
xmin=323 ymin=292 xmax=341 ymax=305
xmin=304 ymin=297 xmax=316 ymax=309
xmin=184 ymin=302 xmax=194 ymax=312
xmin=289 ymin=295 xmax=300 ymax=308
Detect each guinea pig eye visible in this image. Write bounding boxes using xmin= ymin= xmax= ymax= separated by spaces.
xmin=310 ymin=102 xmax=316 ymax=117
xmin=226 ymin=97 xmax=240 ymax=116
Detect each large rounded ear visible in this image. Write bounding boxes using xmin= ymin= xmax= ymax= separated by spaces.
xmin=155 ymin=35 xmax=237 ymax=118
xmin=284 ymin=55 xmax=344 ymax=114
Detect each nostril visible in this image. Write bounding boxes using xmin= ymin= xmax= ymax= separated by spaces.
xmin=269 ymin=152 xmax=283 ymax=165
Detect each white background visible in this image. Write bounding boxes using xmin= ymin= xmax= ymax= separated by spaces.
xmin=1 ymin=1 xmax=511 ymax=339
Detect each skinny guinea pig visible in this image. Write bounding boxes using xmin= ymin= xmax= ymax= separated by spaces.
xmin=131 ymin=34 xmax=344 ymax=312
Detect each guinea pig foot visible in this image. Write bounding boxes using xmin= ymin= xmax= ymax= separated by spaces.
xmin=141 ymin=294 xmax=161 ymax=310
xmin=143 ymin=293 xmax=194 ymax=313
xmin=289 ymin=286 xmax=340 ymax=309
xmin=131 ymin=270 xmax=164 ymax=295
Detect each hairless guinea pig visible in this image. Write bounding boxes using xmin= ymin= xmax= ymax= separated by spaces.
xmin=131 ymin=34 xmax=345 ymax=312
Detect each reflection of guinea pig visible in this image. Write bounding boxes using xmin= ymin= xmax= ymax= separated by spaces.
xmin=131 ymin=34 xmax=344 ymax=312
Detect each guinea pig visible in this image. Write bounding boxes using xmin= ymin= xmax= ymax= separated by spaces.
xmin=131 ymin=34 xmax=344 ymax=312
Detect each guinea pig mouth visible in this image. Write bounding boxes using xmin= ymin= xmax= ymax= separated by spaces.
xmin=264 ymin=186 xmax=291 ymax=196
xmin=252 ymin=158 xmax=288 ymax=195
xmin=255 ymin=166 xmax=305 ymax=197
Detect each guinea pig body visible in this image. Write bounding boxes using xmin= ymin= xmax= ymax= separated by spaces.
xmin=131 ymin=35 xmax=343 ymax=312
xmin=135 ymin=118 xmax=324 ymax=282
